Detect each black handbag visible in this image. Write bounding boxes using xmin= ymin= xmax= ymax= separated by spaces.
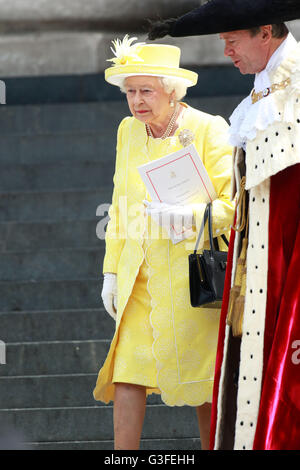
xmin=189 ymin=203 xmax=229 ymax=308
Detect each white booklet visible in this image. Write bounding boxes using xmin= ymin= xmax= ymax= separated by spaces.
xmin=138 ymin=144 xmax=217 ymax=244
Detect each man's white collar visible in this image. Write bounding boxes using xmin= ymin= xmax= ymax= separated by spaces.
xmin=228 ymin=33 xmax=298 ymax=149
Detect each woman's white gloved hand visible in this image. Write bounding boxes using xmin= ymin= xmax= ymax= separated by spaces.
xmin=144 ymin=200 xmax=194 ymax=233
xmin=101 ymin=273 xmax=118 ymax=321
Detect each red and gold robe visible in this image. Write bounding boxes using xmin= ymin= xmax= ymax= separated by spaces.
xmin=210 ymin=44 xmax=300 ymax=450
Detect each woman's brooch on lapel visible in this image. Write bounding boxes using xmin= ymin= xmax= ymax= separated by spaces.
xmin=179 ymin=129 xmax=195 ymax=147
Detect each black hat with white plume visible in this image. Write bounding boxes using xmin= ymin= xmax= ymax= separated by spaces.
xmin=148 ymin=0 xmax=300 ymax=40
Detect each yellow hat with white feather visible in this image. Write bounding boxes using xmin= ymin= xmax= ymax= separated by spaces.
xmin=104 ymin=35 xmax=198 ymax=88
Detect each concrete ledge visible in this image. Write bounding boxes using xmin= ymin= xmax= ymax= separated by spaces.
xmin=28 ymin=437 xmax=201 ymax=450
xmin=0 ymin=309 xmax=113 ymax=342
xmin=0 ymin=0 xmax=199 ymax=33
xmin=0 ymin=31 xmax=229 ymax=77
xmin=0 ymin=405 xmax=199 ymax=442
xmin=0 ymin=20 xmax=299 ymax=78
xmin=0 ymin=32 xmax=108 ymax=77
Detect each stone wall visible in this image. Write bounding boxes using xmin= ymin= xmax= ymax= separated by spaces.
xmin=0 ymin=0 xmax=200 ymax=33
xmin=0 ymin=0 xmax=299 ymax=77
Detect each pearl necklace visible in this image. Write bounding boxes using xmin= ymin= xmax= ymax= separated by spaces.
xmin=146 ymin=103 xmax=179 ymax=139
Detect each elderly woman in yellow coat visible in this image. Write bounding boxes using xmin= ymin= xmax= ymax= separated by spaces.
xmin=94 ymin=36 xmax=234 ymax=450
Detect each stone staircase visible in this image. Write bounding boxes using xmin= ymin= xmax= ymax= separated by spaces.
xmin=2 ymin=95 xmax=242 ymax=450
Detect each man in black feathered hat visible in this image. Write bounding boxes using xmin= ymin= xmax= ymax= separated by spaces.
xmin=149 ymin=0 xmax=300 ymax=451
xmin=148 ymin=0 xmax=300 ymax=39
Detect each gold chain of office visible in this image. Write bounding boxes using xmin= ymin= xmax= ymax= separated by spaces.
xmin=251 ymin=77 xmax=291 ymax=104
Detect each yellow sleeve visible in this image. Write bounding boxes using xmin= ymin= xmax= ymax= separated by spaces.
xmin=193 ymin=115 xmax=234 ymax=243
xmin=102 ymin=118 xmax=128 ymax=274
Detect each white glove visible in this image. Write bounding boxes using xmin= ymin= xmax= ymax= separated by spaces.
xmin=144 ymin=200 xmax=194 ymax=234
xmin=101 ymin=273 xmax=117 ymax=320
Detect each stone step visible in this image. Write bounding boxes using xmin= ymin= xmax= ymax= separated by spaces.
xmin=1 ymin=340 xmax=109 ymax=376
xmin=0 ymin=374 xmax=98 ymax=408
xmin=0 ymin=405 xmax=199 ymax=443
xmin=0 ymin=160 xmax=114 ymax=192
xmin=0 ymin=219 xmax=105 ymax=252
xmin=0 ymin=308 xmax=114 ymax=342
xmin=0 ymin=131 xmax=118 ymax=167
xmin=0 ymin=188 xmax=112 ymax=223
xmin=0 ymin=279 xmax=100 ymax=311
xmin=28 ymin=437 xmax=201 ymax=450
xmin=0 ymin=95 xmax=242 ymax=140
xmin=0 ymin=101 xmax=127 ymax=138
xmin=0 ymin=374 xmax=164 ymax=408
xmin=0 ymin=96 xmax=243 ymax=155
xmin=0 ymin=248 xmax=104 ymax=281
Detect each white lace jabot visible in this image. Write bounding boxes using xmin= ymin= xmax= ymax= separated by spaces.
xmin=229 ymin=33 xmax=298 ymax=149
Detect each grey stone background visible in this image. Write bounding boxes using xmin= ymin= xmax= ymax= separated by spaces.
xmin=0 ymin=0 xmax=298 ymax=77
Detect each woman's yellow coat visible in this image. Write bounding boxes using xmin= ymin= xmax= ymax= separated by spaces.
xmin=93 ymin=104 xmax=234 ymax=406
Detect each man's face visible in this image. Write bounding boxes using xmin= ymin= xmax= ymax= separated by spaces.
xmin=220 ymin=29 xmax=269 ymax=74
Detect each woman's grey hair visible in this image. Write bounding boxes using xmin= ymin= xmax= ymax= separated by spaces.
xmin=120 ymin=76 xmax=188 ymax=101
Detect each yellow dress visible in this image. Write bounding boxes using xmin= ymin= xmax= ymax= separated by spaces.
xmin=112 ymin=241 xmax=159 ymax=390
xmin=93 ymin=104 xmax=234 ymax=406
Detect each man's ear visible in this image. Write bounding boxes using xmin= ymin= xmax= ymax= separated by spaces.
xmin=260 ymin=25 xmax=273 ymax=44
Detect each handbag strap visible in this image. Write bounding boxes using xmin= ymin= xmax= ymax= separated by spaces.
xmin=194 ymin=204 xmax=210 ymax=254
xmin=193 ymin=203 xmax=229 ymax=254
xmin=207 ymin=202 xmax=215 ymax=253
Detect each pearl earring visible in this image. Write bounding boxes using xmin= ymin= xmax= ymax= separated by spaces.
xmin=170 ymin=100 xmax=175 ymax=108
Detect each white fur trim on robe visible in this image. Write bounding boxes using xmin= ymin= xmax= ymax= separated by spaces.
xmin=215 ymin=42 xmax=300 ymax=449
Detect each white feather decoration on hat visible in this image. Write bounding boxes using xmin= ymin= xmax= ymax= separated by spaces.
xmin=107 ymin=35 xmax=145 ymax=66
